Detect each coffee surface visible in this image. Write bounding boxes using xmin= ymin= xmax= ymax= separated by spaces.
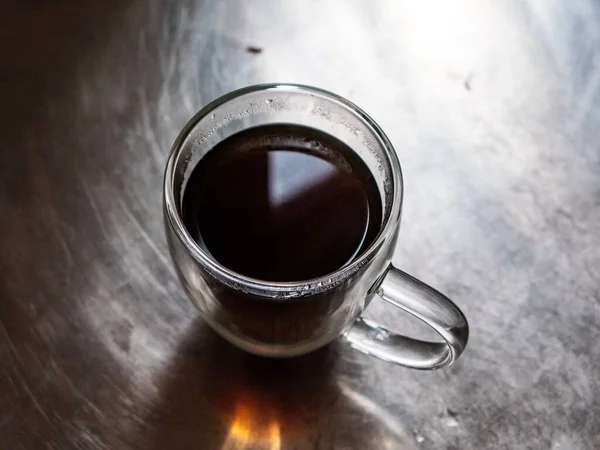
xmin=182 ymin=124 xmax=382 ymax=282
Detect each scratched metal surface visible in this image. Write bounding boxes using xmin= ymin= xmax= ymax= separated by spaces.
xmin=1 ymin=0 xmax=600 ymax=449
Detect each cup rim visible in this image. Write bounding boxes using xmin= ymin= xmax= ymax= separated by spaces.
xmin=164 ymin=83 xmax=403 ymax=295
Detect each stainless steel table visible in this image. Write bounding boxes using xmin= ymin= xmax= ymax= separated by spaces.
xmin=1 ymin=1 xmax=599 ymax=448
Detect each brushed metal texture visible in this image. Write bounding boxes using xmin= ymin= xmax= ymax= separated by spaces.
xmin=1 ymin=1 xmax=599 ymax=448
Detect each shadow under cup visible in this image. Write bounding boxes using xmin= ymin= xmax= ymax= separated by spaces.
xmin=164 ymin=84 xmax=401 ymax=357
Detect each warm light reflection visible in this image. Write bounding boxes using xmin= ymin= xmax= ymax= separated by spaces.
xmin=220 ymin=397 xmax=281 ymax=450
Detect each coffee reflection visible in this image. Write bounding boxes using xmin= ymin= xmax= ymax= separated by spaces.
xmin=221 ymin=393 xmax=281 ymax=449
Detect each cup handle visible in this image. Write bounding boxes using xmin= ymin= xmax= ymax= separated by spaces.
xmin=343 ymin=265 xmax=469 ymax=370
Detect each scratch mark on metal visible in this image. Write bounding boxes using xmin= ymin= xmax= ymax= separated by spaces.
xmin=570 ymin=63 xmax=600 ymax=131
xmin=119 ymin=205 xmax=171 ymax=270
xmin=139 ymin=85 xmax=164 ymax=169
xmin=79 ymin=176 xmax=112 ymax=240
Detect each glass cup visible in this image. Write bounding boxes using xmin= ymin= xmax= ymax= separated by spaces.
xmin=164 ymin=84 xmax=468 ymax=369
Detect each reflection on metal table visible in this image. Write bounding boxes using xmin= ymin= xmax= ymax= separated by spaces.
xmin=1 ymin=1 xmax=599 ymax=449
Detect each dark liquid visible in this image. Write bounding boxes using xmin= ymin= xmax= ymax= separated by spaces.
xmin=182 ymin=124 xmax=382 ymax=282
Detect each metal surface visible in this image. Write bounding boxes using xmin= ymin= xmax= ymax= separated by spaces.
xmin=1 ymin=0 xmax=599 ymax=448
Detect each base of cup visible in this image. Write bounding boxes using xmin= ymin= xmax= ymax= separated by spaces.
xmin=203 ymin=314 xmax=335 ymax=358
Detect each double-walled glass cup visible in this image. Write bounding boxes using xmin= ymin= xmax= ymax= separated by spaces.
xmin=164 ymin=84 xmax=468 ymax=369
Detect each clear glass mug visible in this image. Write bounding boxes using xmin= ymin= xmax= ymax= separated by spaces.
xmin=164 ymin=84 xmax=468 ymax=369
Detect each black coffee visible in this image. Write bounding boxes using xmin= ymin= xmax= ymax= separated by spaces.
xmin=182 ymin=124 xmax=382 ymax=282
